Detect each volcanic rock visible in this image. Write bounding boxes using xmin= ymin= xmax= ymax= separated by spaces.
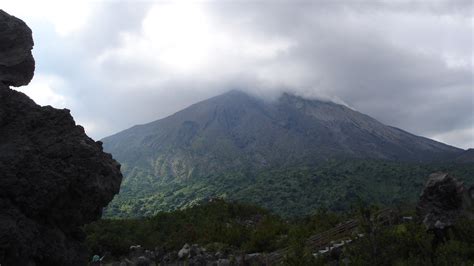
xmin=417 ymin=172 xmax=473 ymax=230
xmin=0 ymin=10 xmax=122 ymax=266
xmin=178 ymin=243 xmax=191 ymax=259
xmin=0 ymin=10 xmax=34 ymax=87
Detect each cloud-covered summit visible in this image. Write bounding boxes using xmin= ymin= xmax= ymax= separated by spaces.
xmin=4 ymin=0 xmax=473 ymax=148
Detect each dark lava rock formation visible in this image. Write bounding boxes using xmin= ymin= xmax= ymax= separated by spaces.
xmin=417 ymin=172 xmax=473 ymax=230
xmin=0 ymin=10 xmax=34 ymax=87
xmin=0 ymin=10 xmax=123 ymax=266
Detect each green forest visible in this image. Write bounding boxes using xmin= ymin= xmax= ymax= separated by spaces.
xmin=93 ymin=159 xmax=474 ymax=264
xmin=104 ymin=160 xmax=474 ymax=218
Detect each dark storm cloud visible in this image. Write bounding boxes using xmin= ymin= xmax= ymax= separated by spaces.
xmin=14 ymin=0 xmax=473 ymax=148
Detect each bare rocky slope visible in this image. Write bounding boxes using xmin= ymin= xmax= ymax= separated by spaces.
xmin=0 ymin=10 xmax=123 ymax=265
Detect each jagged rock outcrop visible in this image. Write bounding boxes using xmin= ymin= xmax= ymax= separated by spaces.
xmin=0 ymin=10 xmax=122 ymax=266
xmin=0 ymin=10 xmax=34 ymax=87
xmin=417 ymin=172 xmax=474 ymax=230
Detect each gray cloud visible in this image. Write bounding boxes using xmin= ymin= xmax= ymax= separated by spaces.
xmin=13 ymin=0 xmax=473 ymax=148
xmin=208 ymin=1 xmax=473 ymax=143
xmin=76 ymin=2 xmax=153 ymax=54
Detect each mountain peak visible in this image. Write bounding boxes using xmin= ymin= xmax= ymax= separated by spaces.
xmin=103 ymin=90 xmax=461 ymax=180
xmin=101 ymin=90 xmax=465 ymax=217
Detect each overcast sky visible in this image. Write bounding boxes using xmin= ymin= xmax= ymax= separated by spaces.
xmin=3 ymin=0 xmax=473 ymax=148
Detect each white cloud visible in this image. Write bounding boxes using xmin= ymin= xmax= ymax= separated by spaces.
xmin=432 ymin=127 xmax=474 ymax=149
xmin=3 ymin=1 xmax=472 ymax=149
xmin=18 ymin=74 xmax=69 ymax=108
xmin=96 ymin=1 xmax=294 ymax=82
xmin=2 ymin=0 xmax=92 ymax=35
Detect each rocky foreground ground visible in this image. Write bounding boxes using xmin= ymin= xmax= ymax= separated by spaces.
xmin=96 ymin=172 xmax=473 ymax=266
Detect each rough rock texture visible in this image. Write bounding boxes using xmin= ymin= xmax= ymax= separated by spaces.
xmin=417 ymin=172 xmax=473 ymax=230
xmin=0 ymin=10 xmax=35 ymax=87
xmin=0 ymin=10 xmax=122 ymax=266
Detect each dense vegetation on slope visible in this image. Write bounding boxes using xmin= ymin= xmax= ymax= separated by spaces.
xmin=104 ymin=160 xmax=474 ymax=218
xmin=88 ymin=200 xmax=344 ymax=257
xmin=102 ymin=90 xmax=465 ymax=218
xmin=86 ymin=200 xmax=474 ymax=265
xmin=344 ymin=217 xmax=474 ymax=265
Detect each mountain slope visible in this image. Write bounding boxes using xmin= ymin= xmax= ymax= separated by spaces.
xmin=102 ymin=90 xmax=466 ymax=217
xmin=454 ymin=149 xmax=474 ymax=163
xmin=103 ymin=90 xmax=461 ymax=179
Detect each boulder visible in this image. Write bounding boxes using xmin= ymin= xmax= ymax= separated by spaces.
xmin=189 ymin=254 xmax=207 ymax=266
xmin=0 ymin=10 xmax=34 ymax=87
xmin=190 ymin=244 xmax=203 ymax=257
xmin=163 ymin=251 xmax=178 ymax=263
xmin=143 ymin=249 xmax=155 ymax=260
xmin=216 ymin=258 xmax=231 ymax=266
xmin=129 ymin=245 xmax=144 ymax=258
xmin=417 ymin=172 xmax=473 ymax=230
xmin=136 ymin=256 xmax=151 ymax=266
xmin=244 ymin=253 xmax=266 ymax=265
xmin=178 ymin=243 xmax=191 ymax=259
xmin=0 ymin=9 xmax=122 ymax=266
